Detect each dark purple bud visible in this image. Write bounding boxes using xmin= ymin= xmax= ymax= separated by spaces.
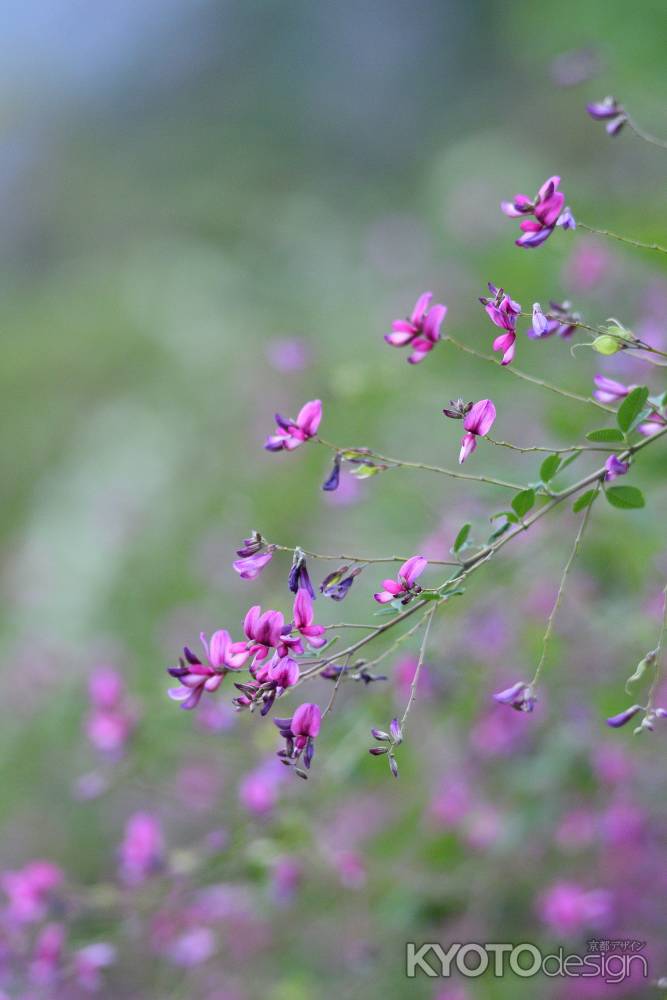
xmin=388 ymin=755 xmax=399 ymax=778
xmin=303 ymin=739 xmax=315 ymax=769
xmin=358 ymin=669 xmax=387 ymax=685
xmin=656 ymin=708 xmax=667 ymax=719
xmin=183 ymin=646 xmax=201 ymax=665
xmin=295 ymin=767 xmax=309 ymax=779
xmin=371 ymin=728 xmax=391 ymax=742
xmin=322 ymin=454 xmax=342 ymax=492
xmin=320 ymin=566 xmax=361 ymax=602
xmin=288 ymin=553 xmax=316 ymax=599
xmin=236 ymin=531 xmax=264 ymax=557
xmin=442 ymin=399 xmax=474 ymax=420
xmin=168 ymin=666 xmax=187 ymax=679
xmin=586 ymin=96 xmax=622 ymax=121
xmin=389 ymin=718 xmax=403 ymax=744
xmin=606 ymin=704 xmax=642 ymax=728
xmin=369 ymin=746 xmax=389 ymax=756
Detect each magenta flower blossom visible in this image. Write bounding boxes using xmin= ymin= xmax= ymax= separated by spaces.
xmin=502 ymin=175 xmax=575 ymax=248
xmin=168 ymin=631 xmax=249 ymax=711
xmin=480 ymin=284 xmax=520 ymax=364
xmin=264 ymin=399 xmax=322 ymax=451
xmin=267 ymin=655 xmax=300 ymax=690
xmin=538 ymin=881 xmax=612 ymax=936
xmin=592 ymin=375 xmax=632 ymax=404
xmin=29 ymin=922 xmax=66 ymax=987
xmin=459 ymin=398 xmax=496 ymax=464
xmin=118 ymin=812 xmax=164 ymax=885
xmin=233 ymin=549 xmax=274 ymax=580
xmin=638 ymin=411 xmax=667 ymax=437
xmin=1 ymin=860 xmax=64 ymax=924
xmin=374 ymin=555 xmax=427 ymax=605
xmin=274 ymin=702 xmax=322 ymax=773
xmin=243 ymin=605 xmax=292 ymax=662
xmin=493 ymin=681 xmax=537 ymax=713
xmin=384 ymin=292 xmax=447 ymax=365
xmin=73 ymin=943 xmax=117 ymax=992
xmin=586 ymin=96 xmax=627 ymax=136
xmin=604 ymin=454 xmax=629 ymax=481
xmin=291 ymin=589 xmax=326 ymax=651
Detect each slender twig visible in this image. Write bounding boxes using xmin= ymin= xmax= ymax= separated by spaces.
xmin=321 ymin=654 xmax=350 ymax=721
xmin=530 ymin=483 xmax=600 ymax=688
xmin=399 ymin=606 xmax=436 ymax=731
xmin=517 ymin=309 xmax=667 ymax=362
xmin=444 ymin=334 xmax=615 ymax=413
xmin=316 ymin=438 xmax=527 ymax=492
xmin=626 ymin=115 xmax=667 ymax=151
xmin=578 ymin=221 xmax=667 ymax=256
xmin=486 ymin=436 xmax=613 ymax=455
xmin=646 ymin=585 xmax=667 ymax=710
xmin=272 ymin=543 xmax=459 ymax=567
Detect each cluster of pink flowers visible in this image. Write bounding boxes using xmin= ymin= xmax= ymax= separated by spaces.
xmin=384 ymin=292 xmax=447 ymax=364
xmin=502 ymin=175 xmax=575 ymax=248
xmin=85 ymin=667 xmax=137 ymax=757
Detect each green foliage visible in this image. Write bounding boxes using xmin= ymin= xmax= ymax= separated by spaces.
xmin=605 ymin=485 xmax=646 ymax=510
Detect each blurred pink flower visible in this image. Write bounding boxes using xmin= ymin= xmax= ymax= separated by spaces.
xmin=118 ymin=812 xmax=164 ymax=885
xmin=264 ymin=399 xmax=322 ymax=451
xmin=538 ymin=881 xmax=612 ymax=936
xmin=384 ymin=292 xmax=447 ymax=365
xmin=265 ymin=337 xmax=311 ymax=373
xmin=1 ymin=860 xmax=64 ymax=924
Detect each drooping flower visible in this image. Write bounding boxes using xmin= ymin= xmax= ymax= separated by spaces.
xmin=480 ymin=284 xmax=520 ymax=364
xmin=605 ymin=704 xmax=642 ymax=728
xmin=586 ymin=96 xmax=627 ymax=136
xmin=384 ymin=292 xmax=447 ymax=365
xmin=459 ymin=399 xmax=496 ymax=464
xmin=264 ymin=399 xmax=322 ymax=451
xmin=374 ymin=555 xmax=427 ymax=605
xmin=291 ymin=589 xmax=326 ymax=651
xmin=493 ymin=681 xmax=537 ymax=713
xmin=530 ymin=300 xmax=581 ymax=339
xmin=604 ymin=454 xmax=629 ymax=481
xmin=322 ymin=453 xmax=342 ymax=491
xmin=233 ymin=533 xmax=275 ymax=580
xmin=167 ymin=631 xmax=249 ymax=711
xmin=274 ymin=702 xmax=322 ymax=774
xmin=288 ymin=552 xmax=316 ymax=599
xmin=118 ymin=812 xmax=164 ymax=885
xmin=592 ymin=375 xmax=632 ymax=404
xmin=502 ymin=175 xmax=575 ymax=248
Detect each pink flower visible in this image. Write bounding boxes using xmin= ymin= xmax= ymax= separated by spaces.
xmin=73 ymin=942 xmax=117 ymax=992
xmin=118 ymin=812 xmax=164 ymax=885
xmin=264 ymin=399 xmax=322 ymax=451
xmin=502 ymin=175 xmax=575 ymax=248
xmin=1 ymin=860 xmax=64 ymax=924
xmin=168 ymin=631 xmax=249 ymax=711
xmin=243 ymin=605 xmax=290 ymax=662
xmin=638 ymin=411 xmax=667 ymax=437
xmin=274 ymin=702 xmax=322 ymax=773
xmin=592 ymin=374 xmax=632 ymax=404
xmin=233 ymin=549 xmax=274 ymax=580
xmin=85 ymin=667 xmax=135 ymax=756
xmin=481 ymin=283 xmax=520 ymax=365
xmin=29 ymin=922 xmax=65 ymax=986
xmin=459 ymin=399 xmax=496 ymax=464
xmin=538 ymin=881 xmax=612 ymax=936
xmin=587 ymin=96 xmax=627 ymax=136
xmin=384 ymin=292 xmax=447 ymax=364
xmin=291 ymin=589 xmax=326 ymax=651
xmin=374 ymin=555 xmax=427 ymax=604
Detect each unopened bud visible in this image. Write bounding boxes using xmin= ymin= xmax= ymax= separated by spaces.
xmin=592 ymin=334 xmax=624 ymax=355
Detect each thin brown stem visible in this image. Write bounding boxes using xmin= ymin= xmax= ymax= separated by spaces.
xmin=578 ymin=221 xmax=667 ymax=256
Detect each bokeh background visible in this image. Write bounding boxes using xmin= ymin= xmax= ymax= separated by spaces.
xmin=2 ymin=1 xmax=667 ymax=997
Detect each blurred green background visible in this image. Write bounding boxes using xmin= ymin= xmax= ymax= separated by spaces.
xmin=2 ymin=1 xmax=667 ymax=997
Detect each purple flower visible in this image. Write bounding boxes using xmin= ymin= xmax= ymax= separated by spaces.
xmin=267 ymin=655 xmax=300 ymax=690
xmin=593 ymin=375 xmax=632 ymax=404
xmin=168 ymin=631 xmax=249 ymax=710
xmin=493 ymin=681 xmax=536 ymax=713
xmin=118 ymin=812 xmax=164 ymax=885
xmin=384 ymin=292 xmax=447 ymax=365
xmin=322 ymin=454 xmax=342 ymax=491
xmin=233 ymin=532 xmax=275 ymax=580
xmin=265 ymin=399 xmax=322 ymax=451
xmin=320 ymin=565 xmax=361 ymax=601
xmin=638 ymin=411 xmax=667 ymax=437
xmin=288 ymin=554 xmax=316 ymax=599
xmin=274 ymin=702 xmax=322 ymax=772
xmin=530 ymin=300 xmax=581 ymax=339
xmin=374 ymin=555 xmax=427 ymax=604
xmin=606 ymin=704 xmax=642 ymax=728
xmin=29 ymin=922 xmax=66 ymax=987
xmin=459 ymin=398 xmax=496 ymax=464
xmin=604 ymin=454 xmax=629 ymax=481
xmin=85 ymin=667 xmax=136 ymax=756
xmin=586 ymin=96 xmax=627 ymax=135
xmin=73 ymin=943 xmax=117 ymax=992
xmin=480 ymin=284 xmax=520 ymax=365
xmin=502 ymin=175 xmax=575 ymax=248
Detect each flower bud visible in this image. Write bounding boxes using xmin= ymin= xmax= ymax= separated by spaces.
xmin=592 ymin=334 xmax=623 ymax=356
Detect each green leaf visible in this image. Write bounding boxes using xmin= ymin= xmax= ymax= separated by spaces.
xmin=586 ymin=428 xmax=625 ymax=443
xmin=540 ymin=455 xmax=561 ymax=483
xmin=558 ymin=451 xmax=582 ymax=473
xmin=605 ymin=485 xmax=646 ymax=510
xmin=487 ymin=521 xmax=512 ymax=543
xmin=452 ymin=523 xmax=471 ymax=554
xmin=572 ymin=489 xmax=599 ymax=513
xmin=617 ymin=386 xmax=649 ymax=433
xmin=490 ymin=510 xmax=518 ymax=525
xmin=511 ymin=488 xmax=536 ymax=519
